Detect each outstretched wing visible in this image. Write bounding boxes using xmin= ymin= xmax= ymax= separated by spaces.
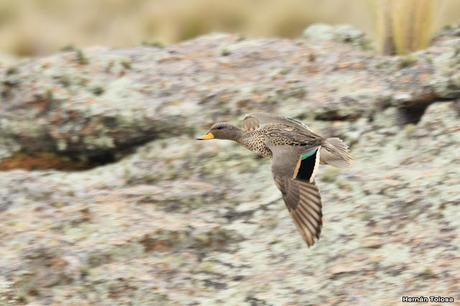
xmin=273 ymin=176 xmax=323 ymax=247
xmin=270 ymin=145 xmax=323 ymax=247
xmin=242 ymin=112 xmax=313 ymax=132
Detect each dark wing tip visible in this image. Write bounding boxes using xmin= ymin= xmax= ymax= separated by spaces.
xmin=275 ymin=176 xmax=323 ymax=247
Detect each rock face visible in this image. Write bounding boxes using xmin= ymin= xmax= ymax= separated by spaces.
xmin=0 ymin=25 xmax=459 ymax=305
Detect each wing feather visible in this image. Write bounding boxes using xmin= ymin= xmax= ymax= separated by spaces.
xmin=243 ymin=112 xmax=313 ymax=132
xmin=274 ymin=176 xmax=323 ymax=247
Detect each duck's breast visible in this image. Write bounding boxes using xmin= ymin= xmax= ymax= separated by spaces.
xmin=240 ymin=131 xmax=272 ymax=158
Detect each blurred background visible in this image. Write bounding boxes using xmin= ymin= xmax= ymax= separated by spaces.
xmin=1 ymin=0 xmax=459 ymax=57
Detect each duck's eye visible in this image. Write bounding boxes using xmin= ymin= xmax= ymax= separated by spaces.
xmin=215 ymin=126 xmax=224 ymax=130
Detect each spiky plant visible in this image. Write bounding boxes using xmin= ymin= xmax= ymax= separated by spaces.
xmin=374 ymin=0 xmax=444 ymax=55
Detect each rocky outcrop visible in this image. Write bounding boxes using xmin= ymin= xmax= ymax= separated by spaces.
xmin=1 ymin=25 xmax=459 ymax=166
xmin=0 ymin=25 xmax=459 ymax=305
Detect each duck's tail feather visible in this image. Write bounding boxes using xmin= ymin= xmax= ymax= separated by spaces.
xmin=320 ymin=137 xmax=352 ymax=168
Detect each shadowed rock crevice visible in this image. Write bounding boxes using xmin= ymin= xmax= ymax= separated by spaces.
xmin=0 ymin=139 xmax=151 ymax=171
xmin=0 ymin=110 xmax=188 ymax=170
xmin=396 ymin=98 xmax=455 ymax=125
xmin=396 ymin=103 xmax=433 ymax=125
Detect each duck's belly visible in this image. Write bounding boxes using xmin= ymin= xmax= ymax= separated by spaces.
xmin=241 ymin=133 xmax=272 ymax=158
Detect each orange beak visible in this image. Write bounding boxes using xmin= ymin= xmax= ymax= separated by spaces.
xmin=196 ymin=132 xmax=214 ymax=140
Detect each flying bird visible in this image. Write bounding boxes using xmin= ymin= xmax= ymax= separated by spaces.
xmin=197 ymin=113 xmax=351 ymax=247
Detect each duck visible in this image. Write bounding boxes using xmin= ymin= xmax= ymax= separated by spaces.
xmin=197 ymin=112 xmax=351 ymax=247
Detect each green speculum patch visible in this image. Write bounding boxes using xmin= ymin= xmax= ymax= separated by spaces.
xmin=301 ymin=148 xmax=318 ymax=160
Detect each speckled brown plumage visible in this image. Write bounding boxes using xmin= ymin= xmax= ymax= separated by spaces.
xmin=238 ymin=124 xmax=323 ymax=158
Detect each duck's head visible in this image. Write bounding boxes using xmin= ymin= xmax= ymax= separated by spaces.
xmin=197 ymin=122 xmax=242 ymax=141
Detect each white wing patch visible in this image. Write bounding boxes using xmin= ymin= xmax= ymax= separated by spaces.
xmin=309 ymin=146 xmax=321 ymax=183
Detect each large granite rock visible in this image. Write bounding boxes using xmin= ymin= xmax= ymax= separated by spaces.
xmin=0 ymin=24 xmax=459 ymax=305
xmin=0 ymin=24 xmax=459 ymax=163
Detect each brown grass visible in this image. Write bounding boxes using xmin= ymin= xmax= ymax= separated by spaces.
xmin=0 ymin=152 xmax=91 ymax=171
xmin=374 ymin=0 xmax=447 ymax=54
xmin=0 ymin=0 xmax=458 ymax=56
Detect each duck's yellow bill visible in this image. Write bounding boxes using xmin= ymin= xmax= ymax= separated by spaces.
xmin=197 ymin=132 xmax=214 ymax=140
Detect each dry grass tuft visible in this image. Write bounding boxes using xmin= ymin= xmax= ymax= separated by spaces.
xmin=374 ymin=0 xmax=447 ymax=55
